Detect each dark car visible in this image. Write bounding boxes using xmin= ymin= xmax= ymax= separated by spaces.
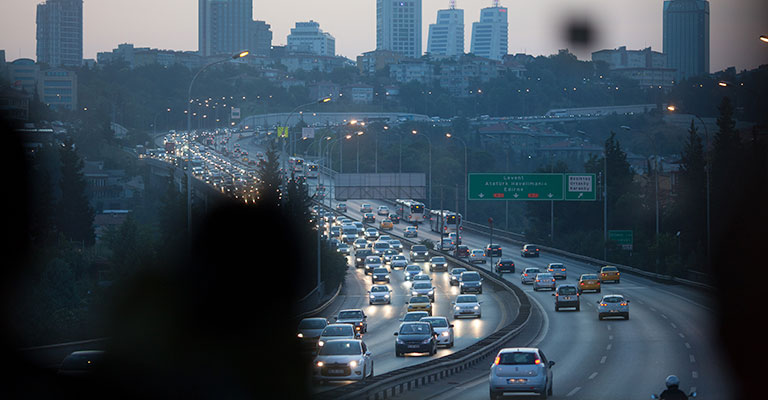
xmin=521 ymin=244 xmax=540 ymax=257
xmin=389 ymin=213 xmax=401 ymax=224
xmin=410 ymin=245 xmax=429 ymax=262
xmin=449 ymin=267 xmax=467 ymax=286
xmin=394 ymin=322 xmax=438 ymax=357
xmin=57 ymin=350 xmax=105 ymax=377
xmin=371 ymin=267 xmax=390 ymax=283
xmin=495 ymin=258 xmax=515 ymax=274
xmin=455 ymin=245 xmax=470 ymax=258
xmin=297 ymin=317 xmax=329 ymax=352
xmin=553 ymin=284 xmax=580 ymax=311
xmin=484 ymin=243 xmax=502 ymax=257
xmin=459 ymin=271 xmax=483 ymax=294
xmin=355 ymin=249 xmax=374 ymax=267
xmin=362 ymin=213 xmax=376 ymax=223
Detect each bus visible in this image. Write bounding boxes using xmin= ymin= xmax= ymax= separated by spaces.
xmin=306 ymin=163 xmax=319 ymax=178
xmin=288 ymin=157 xmax=305 ymax=174
xmin=395 ymin=199 xmax=426 ymax=224
xmin=429 ymin=209 xmax=462 ymax=235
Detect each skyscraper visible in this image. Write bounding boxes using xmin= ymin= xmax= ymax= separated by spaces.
xmin=663 ymin=0 xmax=710 ymax=81
xmin=376 ymin=0 xmax=422 ymax=59
xmin=287 ymin=21 xmax=335 ymax=57
xmin=250 ymin=20 xmax=273 ymax=57
xmin=199 ymin=0 xmax=252 ymax=57
xmin=427 ymin=5 xmax=464 ymax=58
xmin=36 ymin=0 xmax=83 ymax=67
xmin=470 ymin=3 xmax=508 ymax=61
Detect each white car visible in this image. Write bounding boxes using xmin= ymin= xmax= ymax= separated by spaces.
xmin=597 ymin=294 xmax=630 ymax=320
xmin=317 ymin=323 xmax=359 ymax=348
xmin=365 ymin=228 xmax=379 ymax=240
xmin=420 ymin=316 xmax=454 ymax=347
xmin=368 ymin=284 xmax=392 ymax=305
xmin=410 ymin=281 xmax=436 ymax=301
xmin=353 ymin=238 xmax=369 ymax=250
xmin=533 ymin=273 xmax=556 ymax=291
xmin=390 ymin=255 xmax=408 ymax=269
xmin=313 ymin=339 xmax=374 ymax=382
xmin=377 ymin=205 xmax=390 ymax=215
xmin=521 ymin=267 xmax=541 ymax=285
xmin=453 ymin=294 xmax=482 ymax=319
xmin=489 ymin=347 xmax=554 ymax=399
xmin=411 ymin=273 xmax=432 ymax=288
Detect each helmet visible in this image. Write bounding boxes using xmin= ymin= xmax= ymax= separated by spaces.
xmin=665 ymin=375 xmax=680 ymax=388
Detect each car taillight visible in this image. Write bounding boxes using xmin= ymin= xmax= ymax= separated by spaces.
xmin=494 ymin=356 xmax=501 ymax=365
xmin=580 ymin=282 xmax=584 ymax=285
xmin=534 ymin=359 xmax=541 ymax=365
xmin=600 ymin=303 xmax=607 ymax=306
xmin=621 ymin=303 xmax=627 ymax=306
xmin=524 ymin=274 xmax=528 ymax=277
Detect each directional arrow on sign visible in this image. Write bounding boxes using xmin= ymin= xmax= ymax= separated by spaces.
xmin=513 ymin=193 xmax=519 ymax=198
xmin=478 ymin=193 xmax=485 ymax=198
xmin=547 ymin=193 xmax=554 ymax=198
xmin=578 ymin=193 xmax=584 ymax=198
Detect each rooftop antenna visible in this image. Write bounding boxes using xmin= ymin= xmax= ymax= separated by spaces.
xmin=449 ymin=0 xmax=456 ymax=9
xmin=493 ymin=0 xmax=500 ymax=7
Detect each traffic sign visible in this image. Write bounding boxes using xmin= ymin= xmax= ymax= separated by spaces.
xmin=468 ymin=173 xmax=597 ymax=201
xmin=564 ymin=173 xmax=597 ymax=201
xmin=608 ymin=230 xmax=634 ymax=250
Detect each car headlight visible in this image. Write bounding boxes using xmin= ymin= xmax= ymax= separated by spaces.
xmin=474 ymin=306 xmax=480 ymax=310
xmin=396 ymin=338 xmax=405 ymax=344
xmin=369 ymin=294 xmax=375 ymax=298
xmin=349 ymin=360 xmax=358 ymax=368
xmin=441 ymin=331 xmax=450 ymax=337
xmin=412 ymin=291 xmax=418 ymax=296
xmin=297 ymin=333 xmax=304 ymax=338
xmin=455 ymin=306 xmax=461 ymax=311
xmin=317 ymin=361 xmax=324 ymax=367
xmin=384 ymin=294 xmax=390 ymax=298
xmin=318 ymin=341 xmax=325 ymax=347
xmin=385 ymin=275 xmax=390 ymax=279
xmin=428 ymin=290 xmax=434 ymax=295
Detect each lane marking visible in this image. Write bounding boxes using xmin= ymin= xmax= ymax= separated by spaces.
xmin=650 ymin=307 xmax=657 ymax=312
xmin=661 ymin=314 xmax=668 ymax=320
xmin=589 ymin=372 xmax=598 ymax=380
xmin=600 ymin=355 xmax=607 ymax=364
xmin=685 ymin=342 xmax=691 ymax=349
xmin=606 ymin=343 xmax=612 ymax=351
xmin=679 ymin=333 xmax=686 ymax=339
xmin=690 ymin=354 xmax=696 ymax=363
xmin=670 ymin=322 xmax=677 ymax=329
xmin=608 ymin=335 xmax=613 ymax=340
xmin=567 ymin=387 xmax=581 ymax=397
xmin=692 ymin=371 xmax=698 ymax=379
xmin=606 ymin=325 xmax=612 ymax=331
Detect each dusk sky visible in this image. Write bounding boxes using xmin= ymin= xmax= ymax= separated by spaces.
xmin=1 ymin=0 xmax=767 ymax=72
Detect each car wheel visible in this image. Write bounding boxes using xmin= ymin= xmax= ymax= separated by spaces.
xmin=576 ymin=305 xmax=581 ymax=311
xmin=617 ymin=279 xmax=621 ymax=284
xmin=598 ymin=314 xmax=603 ymax=321
xmin=625 ymin=313 xmax=630 ymax=320
xmin=370 ymin=361 xmax=374 ymax=378
xmin=555 ymin=306 xmax=560 ymax=312
xmin=597 ymin=288 xmax=601 ymax=293
xmin=548 ymin=379 xmax=553 ymax=396
xmin=477 ymin=313 xmax=482 ymax=318
xmin=533 ymin=287 xmax=538 ymax=292
xmin=369 ymin=301 xmax=373 ymax=305
xmin=490 ymin=390 xmax=500 ymax=400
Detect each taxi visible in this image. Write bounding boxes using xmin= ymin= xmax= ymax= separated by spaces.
xmin=599 ymin=266 xmax=621 ymax=284
xmin=380 ymin=219 xmax=394 ymax=230
xmin=406 ymin=296 xmax=433 ymax=315
xmin=578 ymin=274 xmax=601 ymax=293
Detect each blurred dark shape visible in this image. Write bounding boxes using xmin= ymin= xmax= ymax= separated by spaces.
xmin=563 ymin=17 xmax=595 ymax=48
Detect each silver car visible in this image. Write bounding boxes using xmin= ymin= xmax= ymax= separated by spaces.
xmin=410 ymin=281 xmax=436 ymax=301
xmin=404 ymin=264 xmax=422 ymax=280
xmin=420 ymin=316 xmax=454 ymax=347
xmin=449 ymin=267 xmax=467 ymax=286
xmin=365 ymin=228 xmax=379 ymax=240
xmin=368 ymin=284 xmax=392 ymax=305
xmin=313 ymin=339 xmax=374 ymax=382
xmin=453 ymin=294 xmax=482 ymax=319
xmin=388 ymin=239 xmax=403 ymax=253
xmin=533 ymin=273 xmax=556 ymax=291
xmin=390 ymin=255 xmax=408 ymax=269
xmin=489 ymin=347 xmax=554 ymax=399
xmin=521 ymin=267 xmax=541 ymax=285
xmin=597 ymin=294 xmax=630 ymax=320
xmin=547 ymin=263 xmax=567 ymax=279
xmin=317 ymin=323 xmax=359 ymax=349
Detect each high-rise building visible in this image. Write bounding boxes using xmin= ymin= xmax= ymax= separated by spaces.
xmin=427 ymin=6 xmax=464 ymax=58
xmin=287 ymin=21 xmax=335 ymax=56
xmin=663 ymin=0 xmax=710 ymax=81
xmin=470 ymin=3 xmax=508 ymax=61
xmin=199 ymin=0 xmax=252 ymax=57
xmin=376 ymin=0 xmax=422 ymax=59
xmin=250 ymin=20 xmax=272 ymax=57
xmin=36 ymin=0 xmax=83 ymax=67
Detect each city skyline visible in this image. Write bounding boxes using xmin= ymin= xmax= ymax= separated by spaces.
xmin=1 ymin=0 xmax=766 ymax=72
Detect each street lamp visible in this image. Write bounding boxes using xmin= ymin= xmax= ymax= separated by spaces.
xmin=760 ymin=35 xmax=768 ymax=43
xmin=445 ymin=133 xmax=468 ymax=221
xmin=412 ymin=130 xmax=432 ymax=209
xmin=281 ymin=96 xmax=333 ymax=170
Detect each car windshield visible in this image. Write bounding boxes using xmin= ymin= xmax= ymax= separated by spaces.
xmin=413 ymin=282 xmax=431 ymax=289
xmin=392 ymin=255 xmax=405 ymax=261
xmin=412 ymin=246 xmax=427 ymax=252
xmin=338 ymin=311 xmax=363 ymax=319
xmin=322 ymin=325 xmax=353 ymax=336
xmin=298 ymin=319 xmax=326 ymax=329
xmin=406 ymin=266 xmax=420 ymax=272
xmin=400 ymin=323 xmax=431 ymax=334
xmin=371 ymin=286 xmax=388 ymax=293
xmin=373 ymin=268 xmax=388 ymax=274
xmin=410 ymin=296 xmax=429 ymax=303
xmin=456 ymin=295 xmax=477 ymax=303
xmin=374 ymin=243 xmax=389 ymax=249
xmin=318 ymin=341 xmax=361 ymax=356
xmin=431 ymin=257 xmax=446 ymax=263
xmin=451 ymin=268 xmax=466 ymax=275
xmin=603 ymin=297 xmax=624 ymax=303
xmin=498 ymin=352 xmax=539 ymax=365
xmin=462 ymin=272 xmax=480 ymax=281
xmin=549 ymin=264 xmax=563 ymax=268
xmin=366 ymin=257 xmax=380 ymax=263
xmin=414 ymin=275 xmax=429 ymax=280
xmin=558 ymin=287 xmax=578 ymax=295
xmin=422 ymin=318 xmax=448 ymax=328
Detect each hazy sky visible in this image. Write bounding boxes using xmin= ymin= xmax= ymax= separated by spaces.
xmin=1 ymin=0 xmax=767 ymax=72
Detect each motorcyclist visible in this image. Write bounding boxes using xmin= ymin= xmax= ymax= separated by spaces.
xmin=658 ymin=375 xmax=689 ymax=400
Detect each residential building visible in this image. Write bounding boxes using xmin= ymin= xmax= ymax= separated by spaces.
xmin=308 ymin=81 xmax=341 ymax=101
xmin=356 ymin=49 xmax=402 ymax=76
xmin=389 ymin=60 xmax=435 ymax=84
xmin=38 ymin=68 xmax=77 ymax=111
xmin=0 ymin=86 xmax=32 ymax=122
xmin=199 ymin=0 xmax=252 ymax=57
xmin=278 ymin=54 xmax=349 ymax=73
xmin=8 ymin=59 xmax=40 ymax=94
xmin=250 ymin=20 xmax=272 ymax=56
xmin=36 ymin=0 xmax=83 ymax=67
xmin=591 ymin=46 xmax=676 ymax=89
xmin=470 ymin=4 xmax=508 ymax=61
xmin=437 ymin=55 xmax=506 ymax=96
xmin=343 ymin=84 xmax=374 ymax=104
xmin=287 ymin=21 xmax=335 ymax=57
xmin=376 ymin=0 xmax=422 ymax=59
xmin=97 ymin=43 xmax=203 ymax=70
xmin=663 ymin=0 xmax=710 ymax=81
xmin=427 ymin=7 xmax=464 ymax=58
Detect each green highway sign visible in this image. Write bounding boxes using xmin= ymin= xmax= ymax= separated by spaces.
xmin=608 ymin=230 xmax=634 ymax=250
xmin=468 ymin=173 xmax=597 ymax=201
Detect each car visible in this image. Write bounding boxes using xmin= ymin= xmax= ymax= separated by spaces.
xmin=484 ymin=243 xmax=502 ymax=257
xmin=459 ymin=271 xmax=483 ymax=294
xmin=377 ymin=205 xmax=390 ymax=215
xmin=449 ymin=267 xmax=467 ymax=286
xmin=410 ymin=282 xmax=436 ymax=302
xmin=406 ymin=295 xmax=433 ymax=314
xmin=336 ymin=203 xmax=347 ymax=212
xmin=495 ymin=258 xmax=515 ymax=274
xmin=599 ymin=265 xmax=621 ymax=283
xmin=317 ymin=324 xmax=360 ymax=349
xmin=448 ymin=232 xmax=461 ymax=246
xmin=341 ymin=224 xmax=358 ymax=243
xmin=364 ymin=227 xmax=379 ymax=240
xmin=364 ymin=255 xmax=383 ymax=275
xmin=372 ymin=241 xmax=391 ymax=256
xmin=403 ymin=226 xmax=418 ymax=238
xmin=401 ymin=311 xmax=430 ymax=323
xmin=597 ymin=294 xmax=630 ymax=320
xmin=368 ymin=284 xmax=392 ymax=305
xmin=409 ymin=245 xmax=429 ymax=261
xmin=547 ymin=263 xmax=567 ymax=279
xmin=380 ymin=219 xmax=394 ymax=230
xmin=533 ymin=273 xmax=556 ymax=291
xmin=57 ymin=350 xmax=105 ymax=377
xmin=412 ymin=273 xmax=432 ymax=286
xmin=353 ymin=238 xmax=369 ymax=250
xmin=489 ymin=347 xmax=555 ymax=399
xmin=337 ymin=243 xmax=351 ymax=255
xmin=438 ymin=237 xmax=455 ymax=251
xmin=429 ymin=256 xmax=448 ymax=272
xmin=455 ymin=245 xmax=470 ymax=258
xmin=394 ymin=321 xmax=438 ymax=357
xmin=521 ymin=267 xmax=541 ymax=285
xmin=388 ymin=240 xmax=403 ymax=253
xmin=352 ymin=221 xmax=365 ymax=236
xmin=371 ymin=267 xmax=391 ymax=283
xmin=452 ymin=294 xmax=482 ymax=318
xmin=469 ymin=249 xmax=486 ymax=264
xmin=388 ymin=213 xmax=400 ymax=223
xmin=553 ymin=284 xmax=580 ymax=311
xmin=390 ymin=254 xmax=408 ymax=269
xmin=420 ymin=316 xmax=454 ymax=347
xmin=297 ymin=317 xmax=329 ymax=351
xmin=521 ymin=244 xmax=540 ymax=257
xmin=362 ymin=213 xmax=376 ymax=223
xmin=377 ymin=235 xmax=393 ymax=243
xmin=313 ymin=339 xmax=374 ymax=382
xmin=360 ymin=204 xmax=373 ymax=213
xmin=355 ymin=249 xmax=374 ymax=267
xmin=329 ymin=226 xmax=342 ymax=238
xmin=578 ymin=274 xmax=601 ymax=293
xmin=381 ymin=249 xmax=399 ymax=264
xmin=334 ymin=309 xmax=368 ymax=334
xmin=404 ymin=264 xmax=422 ymax=280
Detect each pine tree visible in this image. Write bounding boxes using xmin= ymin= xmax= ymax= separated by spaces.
xmin=256 ymin=140 xmax=283 ymax=209
xmin=676 ymin=120 xmax=707 ymax=261
xmin=56 ymin=140 xmax=95 ymax=245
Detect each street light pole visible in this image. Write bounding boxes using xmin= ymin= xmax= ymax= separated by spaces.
xmin=412 ymin=130 xmax=432 ymax=209
xmin=446 ymin=133 xmax=468 ymax=222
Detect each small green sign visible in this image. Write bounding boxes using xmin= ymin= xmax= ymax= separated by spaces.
xmin=608 ymin=230 xmax=634 ymax=250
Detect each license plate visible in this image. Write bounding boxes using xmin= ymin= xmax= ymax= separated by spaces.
xmin=461 ymin=310 xmax=473 ymax=314
xmin=610 ymin=310 xmax=619 ymax=313
xmin=563 ymin=296 xmax=571 ymax=300
xmin=408 ymin=345 xmax=420 ymax=349
xmin=329 ymin=369 xmax=345 ymax=374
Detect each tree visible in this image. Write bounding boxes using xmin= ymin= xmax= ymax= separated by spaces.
xmin=256 ymin=140 xmax=283 ymax=209
xmin=675 ymin=120 xmax=706 ymax=262
xmin=56 ymin=140 xmax=95 ymax=245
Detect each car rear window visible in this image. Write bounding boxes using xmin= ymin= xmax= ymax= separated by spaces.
xmin=498 ymin=352 xmax=538 ymax=365
xmin=582 ymin=274 xmax=598 ymax=280
xmin=558 ymin=287 xmax=578 ymax=295
xmin=603 ymin=297 xmax=624 ymax=303
xmin=603 ymin=267 xmax=618 ymax=272
xmin=422 ymin=318 xmax=448 ymax=327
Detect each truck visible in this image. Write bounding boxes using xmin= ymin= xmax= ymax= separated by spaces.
xmin=164 ymin=141 xmax=175 ymax=154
